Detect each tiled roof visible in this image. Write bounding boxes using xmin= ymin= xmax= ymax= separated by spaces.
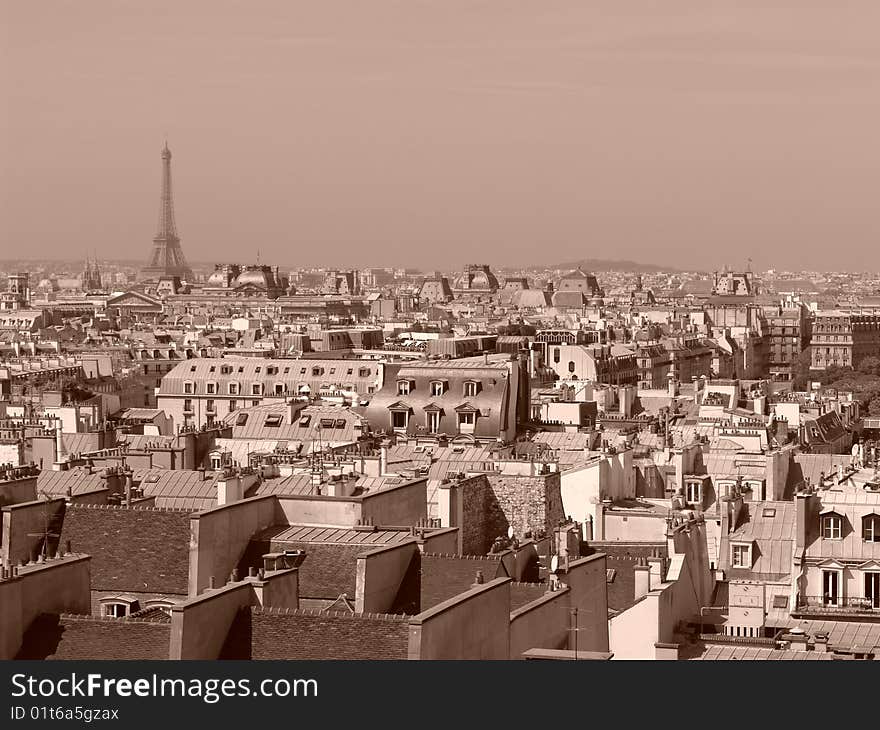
xmin=231 ymin=608 xmax=410 ymax=660
xmin=510 ymin=582 xmax=548 ymax=611
xmin=17 ymin=614 xmax=171 ymax=660
xmin=59 ymin=505 xmax=190 ymax=594
xmin=419 ymin=554 xmax=507 ymax=611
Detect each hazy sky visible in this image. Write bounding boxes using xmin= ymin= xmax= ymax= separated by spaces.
xmin=3 ymin=1 xmax=880 ymax=271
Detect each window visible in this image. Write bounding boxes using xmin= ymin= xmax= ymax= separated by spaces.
xmin=264 ymin=414 xmax=283 ymax=427
xmin=103 ymin=603 xmax=128 ymax=618
xmin=568 ymin=361 xmax=576 ymax=373
xmin=252 ymin=383 xmax=262 ymax=395
xmin=772 ymin=595 xmax=788 ymax=609
xmin=762 ymin=507 xmax=776 ymax=518
xmin=397 ymin=380 xmax=411 ymax=396
xmin=427 ymin=411 xmax=440 ymax=432
xmin=864 ymin=514 xmax=880 ymax=542
xmin=228 ymin=382 xmax=239 ymax=395
xmin=235 ymin=413 xmax=249 ymax=426
xmin=299 ymin=415 xmax=311 ymax=427
xmin=347 ymin=368 xmax=354 ymax=375
xmin=229 ymin=400 xmax=237 ymax=412
xmin=458 ymin=412 xmax=475 ymax=429
xmin=183 ymin=399 xmax=193 ymax=412
xmin=823 ymin=515 xmax=842 ymax=540
xmin=206 ymin=399 xmax=215 ymax=413
xmin=274 ymin=383 xmax=284 ymax=396
xmin=252 ymin=399 xmax=260 ymax=407
xmin=359 ymin=367 xmax=371 ymax=377
xmin=206 ymin=382 xmax=217 ymax=394
xmin=184 ymin=381 xmax=194 ymax=394
xmin=312 ymin=366 xmax=324 ymax=376
xmin=553 ymin=348 xmax=560 ymax=364
xmin=300 ymin=368 xmax=307 ymax=375
xmin=430 ymin=381 xmax=445 ymax=397
xmin=463 ymin=381 xmax=479 ymax=397
xmin=391 ymin=410 xmax=408 ymax=430
xmin=685 ymin=481 xmax=702 ymax=505
xmin=731 ymin=543 xmax=751 ymax=568
xmin=319 ymin=418 xmax=335 ymax=429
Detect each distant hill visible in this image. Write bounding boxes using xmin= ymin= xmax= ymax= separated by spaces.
xmin=542 ymin=259 xmax=679 ymax=273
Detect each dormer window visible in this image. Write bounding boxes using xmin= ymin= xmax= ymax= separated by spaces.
xmin=731 ymin=543 xmax=752 ymax=568
xmin=183 ymin=381 xmax=194 ymax=394
xmin=228 ymin=382 xmax=240 ymax=395
xmin=863 ymin=514 xmax=880 ymax=542
xmin=274 ymin=383 xmax=285 ymax=396
xmin=397 ymin=380 xmax=412 ymax=396
xmin=685 ymin=481 xmax=702 ymax=505
xmin=359 ymin=367 xmax=371 ymax=377
xmin=206 ymin=381 xmax=217 ymax=395
xmin=823 ymin=514 xmax=842 ymax=540
xmin=312 ymin=366 xmax=324 ymax=377
xmin=252 ymin=383 xmax=263 ymax=395
xmin=430 ymin=380 xmax=446 ymax=397
xmin=463 ymin=381 xmax=479 ymax=397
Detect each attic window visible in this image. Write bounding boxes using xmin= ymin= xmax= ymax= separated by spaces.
xmin=347 ymin=368 xmax=354 ymax=375
xmin=334 ymin=419 xmax=346 ymax=428
xmin=319 ymin=418 xmax=335 ymax=429
xmin=606 ymin=569 xmax=616 ymax=584
xmin=238 ymin=366 xmax=244 ymax=373
xmin=772 ymin=595 xmax=788 ymax=609
xmin=299 ymin=415 xmax=311 ymax=427
xmin=822 ymin=514 xmax=842 ymax=540
xmin=359 ymin=367 xmax=371 ymax=377
xmin=463 ymin=381 xmax=479 ymax=397
xmin=255 ymin=366 xmax=262 ymax=373
xmin=103 ymin=603 xmax=129 ymax=618
xmin=264 ymin=415 xmax=283 ymax=427
xmin=762 ymin=508 xmax=777 ymax=518
xmin=312 ymin=367 xmax=324 ymax=377
xmin=397 ymin=380 xmax=412 ymax=396
xmin=283 ymin=367 xmax=290 ymax=374
xmin=300 ymin=368 xmax=307 ymax=375
xmin=236 ymin=413 xmax=249 ymax=426
xmin=731 ymin=543 xmax=752 ymax=568
xmin=190 ymin=365 xmax=197 ymax=372
xmin=209 ymin=366 xmax=216 ymax=373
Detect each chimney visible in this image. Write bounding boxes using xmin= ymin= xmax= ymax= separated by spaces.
xmin=379 ymin=439 xmax=390 ymax=476
xmin=472 ymin=570 xmax=484 ymax=587
xmin=634 ymin=558 xmax=651 ymax=601
xmin=795 ymin=490 xmax=819 ymax=550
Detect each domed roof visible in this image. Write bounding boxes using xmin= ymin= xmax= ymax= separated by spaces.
xmin=206 ymin=271 xmax=229 ymax=287
xmin=234 ymin=269 xmax=273 ymax=288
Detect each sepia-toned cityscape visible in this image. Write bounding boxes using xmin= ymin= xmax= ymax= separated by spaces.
xmin=3 ymin=2 xmax=880 ymax=666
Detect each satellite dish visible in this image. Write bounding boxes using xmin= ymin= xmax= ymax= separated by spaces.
xmin=550 ymin=555 xmax=559 ymax=574
xmin=507 ymin=526 xmax=514 ymax=540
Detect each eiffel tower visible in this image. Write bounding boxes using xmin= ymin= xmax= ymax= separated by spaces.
xmin=140 ymin=142 xmax=194 ymax=281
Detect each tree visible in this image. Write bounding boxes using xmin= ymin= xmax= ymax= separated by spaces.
xmin=870 ymin=397 xmax=880 ymax=416
xmin=858 ymin=356 xmax=880 ymax=377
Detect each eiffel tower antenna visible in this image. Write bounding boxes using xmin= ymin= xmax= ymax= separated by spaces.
xmin=140 ymin=140 xmax=194 ymax=282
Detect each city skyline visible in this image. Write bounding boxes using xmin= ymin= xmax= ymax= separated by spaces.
xmin=4 ymin=2 xmax=880 ymax=271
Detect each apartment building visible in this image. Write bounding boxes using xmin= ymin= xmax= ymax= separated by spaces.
xmin=157 ymin=357 xmax=385 ymax=429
